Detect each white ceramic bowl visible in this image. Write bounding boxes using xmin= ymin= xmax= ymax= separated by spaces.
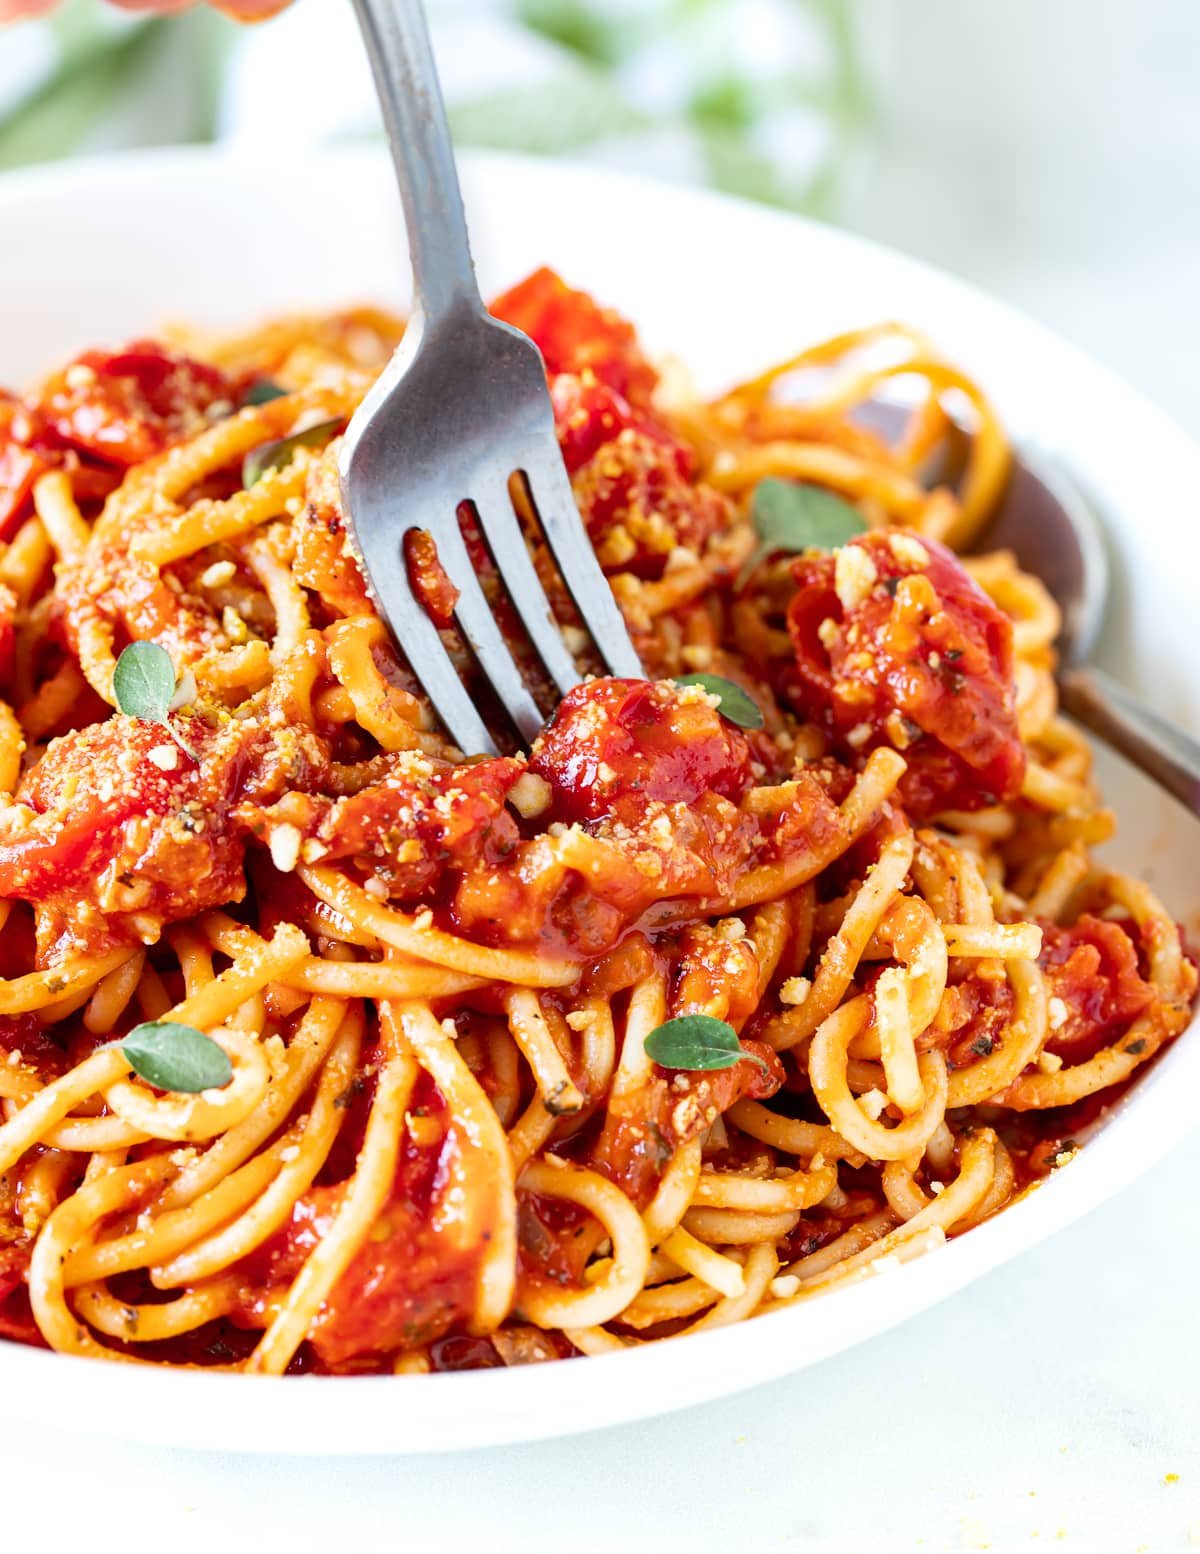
xmin=1 ymin=147 xmax=1197 ymax=1455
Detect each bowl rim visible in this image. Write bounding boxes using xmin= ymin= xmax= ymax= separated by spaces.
xmin=1 ymin=141 xmax=1197 ymax=1456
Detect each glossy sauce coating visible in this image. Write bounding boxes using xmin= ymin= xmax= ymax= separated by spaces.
xmin=788 ymin=530 xmax=1024 ymax=817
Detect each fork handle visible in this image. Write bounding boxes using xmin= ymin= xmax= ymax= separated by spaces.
xmin=1059 ymin=665 xmax=1200 ymax=817
xmin=352 ymin=0 xmax=483 ymax=324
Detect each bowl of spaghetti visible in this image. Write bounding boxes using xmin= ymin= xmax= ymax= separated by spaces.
xmin=0 ymin=147 xmax=1196 ymax=1453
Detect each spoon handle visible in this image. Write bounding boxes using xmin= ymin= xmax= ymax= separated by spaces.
xmin=1059 ymin=666 xmax=1200 ymax=817
xmin=351 ymin=0 xmax=483 ymax=324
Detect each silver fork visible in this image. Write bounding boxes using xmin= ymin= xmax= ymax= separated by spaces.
xmin=342 ymin=0 xmax=642 ymax=756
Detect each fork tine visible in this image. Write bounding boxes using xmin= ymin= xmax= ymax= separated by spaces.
xmin=430 ymin=516 xmax=546 ymax=744
xmin=521 ymin=451 xmax=644 ymax=679
xmin=373 ymin=572 xmax=500 ymax=757
xmin=469 ymin=480 xmax=581 ymax=697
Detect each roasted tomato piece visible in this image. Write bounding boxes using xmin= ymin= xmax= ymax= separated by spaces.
xmin=0 ymin=393 xmax=49 ymax=537
xmin=0 ymin=393 xmax=122 ymax=536
xmin=0 ymin=1010 xmax=71 ymax=1081
xmin=455 ymin=680 xmax=845 ymax=957
xmin=529 ymin=677 xmax=754 ymax=825
xmin=0 ymin=581 xmax=16 ymax=690
xmin=594 ymin=1040 xmax=783 ymax=1207
xmin=1040 ymin=916 xmax=1157 ymax=1063
xmin=242 ymin=753 xmax=525 ymax=901
xmin=0 ymin=716 xmax=266 ymax=961
xmin=448 ymin=788 xmax=760 ymax=958
xmin=924 ymin=963 xmax=1017 ymax=1069
xmin=0 ymin=1245 xmax=40 ymax=1347
xmin=490 ymin=266 xmax=657 ymax=406
xmin=787 ymin=528 xmax=1024 ymax=817
xmin=428 ymin=1335 xmax=506 ymax=1371
xmin=571 ymin=427 xmax=732 ymax=576
xmin=245 ymin=1075 xmax=491 ymax=1364
xmin=0 ymin=441 xmax=44 ymax=535
xmin=516 ymin=1194 xmax=594 ymax=1288
xmin=0 ymin=1244 xmax=26 ymax=1307
xmin=550 ymin=372 xmax=690 ymax=478
xmin=35 ymin=341 xmax=233 ymax=468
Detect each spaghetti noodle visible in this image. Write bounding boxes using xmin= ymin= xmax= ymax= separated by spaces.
xmin=0 ymin=268 xmax=1192 ymax=1374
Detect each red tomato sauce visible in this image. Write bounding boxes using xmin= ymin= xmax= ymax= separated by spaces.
xmin=787 ymin=530 xmax=1025 ymax=817
xmin=1039 ymin=915 xmax=1157 ymax=1063
xmin=593 ymin=1041 xmax=782 ymax=1207
xmin=239 ymin=1073 xmax=487 ymax=1365
xmin=529 ymin=676 xmax=753 ymax=824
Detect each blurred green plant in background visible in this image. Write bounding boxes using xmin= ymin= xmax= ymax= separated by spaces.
xmin=0 ymin=0 xmax=871 ymax=214
xmin=0 ymin=2 xmax=219 ymax=166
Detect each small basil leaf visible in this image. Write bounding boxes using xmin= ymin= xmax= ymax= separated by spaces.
xmin=644 ymin=1014 xmax=767 ymax=1074
xmin=243 ymin=417 xmax=342 ymax=488
xmin=119 ymin=1020 xmax=233 ymax=1094
xmin=738 ymin=478 xmax=868 ymax=585
xmin=675 ymin=672 xmax=764 ymax=731
xmin=112 ymin=640 xmax=175 ymax=723
xmin=754 ymin=477 xmax=867 ymax=551
xmin=242 ymin=378 xmax=288 ymax=407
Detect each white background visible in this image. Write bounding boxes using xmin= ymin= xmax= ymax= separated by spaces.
xmin=3 ymin=2 xmax=1200 ymax=1549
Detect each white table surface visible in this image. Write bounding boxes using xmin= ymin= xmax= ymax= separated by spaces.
xmin=4 ymin=3 xmax=1200 ymax=1550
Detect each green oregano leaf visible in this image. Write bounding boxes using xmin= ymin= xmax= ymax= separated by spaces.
xmin=675 ymin=672 xmax=764 ymax=730
xmin=119 ymin=1021 xmax=233 ymax=1094
xmin=112 ymin=640 xmax=198 ymax=762
xmin=112 ymin=639 xmax=175 ymax=722
xmin=243 ymin=417 xmax=343 ymax=488
xmin=643 ymin=1014 xmax=768 ymax=1075
xmin=738 ymin=477 xmax=868 ymax=586
xmin=242 ymin=378 xmax=289 ymax=407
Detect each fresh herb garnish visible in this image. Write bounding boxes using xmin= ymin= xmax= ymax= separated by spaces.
xmin=739 ymin=477 xmax=867 ymax=584
xmin=242 ymin=378 xmax=288 ymax=407
xmin=243 ymin=417 xmax=342 ymax=488
xmin=644 ymin=1014 xmax=768 ymax=1074
xmin=112 ymin=640 xmax=198 ymax=762
xmin=675 ymin=672 xmax=764 ymax=730
xmin=119 ymin=1020 xmax=233 ymax=1094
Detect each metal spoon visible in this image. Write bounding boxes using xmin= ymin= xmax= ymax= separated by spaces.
xmin=973 ymin=443 xmax=1200 ymax=815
